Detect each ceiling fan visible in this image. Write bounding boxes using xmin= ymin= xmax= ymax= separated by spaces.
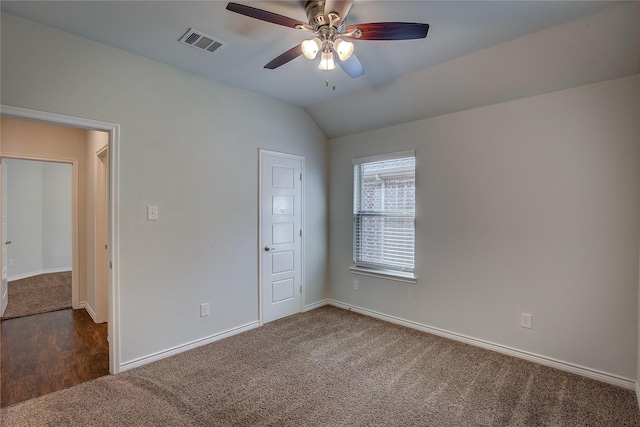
xmin=226 ymin=0 xmax=429 ymax=79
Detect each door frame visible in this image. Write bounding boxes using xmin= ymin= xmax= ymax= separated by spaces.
xmin=258 ymin=149 xmax=304 ymax=326
xmin=95 ymin=146 xmax=109 ymax=323
xmin=0 ymin=104 xmax=121 ymax=374
xmin=1 ymin=159 xmax=7 ymax=317
xmin=1 ymin=155 xmax=79 ymax=307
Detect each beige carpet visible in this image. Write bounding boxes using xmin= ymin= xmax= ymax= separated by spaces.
xmin=1 ymin=272 xmax=72 ymax=320
xmin=2 ymin=306 xmax=639 ymax=426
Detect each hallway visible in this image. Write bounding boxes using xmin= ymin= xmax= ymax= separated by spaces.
xmin=1 ymin=308 xmax=108 ymax=407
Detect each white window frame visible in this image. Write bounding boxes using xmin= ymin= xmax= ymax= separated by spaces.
xmin=351 ymin=150 xmax=416 ymax=283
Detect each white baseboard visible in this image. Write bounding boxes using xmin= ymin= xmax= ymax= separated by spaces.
xmin=304 ymin=299 xmax=330 ymax=312
xmin=635 ymin=382 xmax=640 ymax=407
xmin=327 ymin=299 xmax=635 ymax=390
xmin=84 ymin=302 xmax=98 ymax=323
xmin=121 ymin=302 xmax=329 ymax=372
xmin=76 ymin=300 xmax=105 ymax=324
xmin=119 ymin=321 xmax=260 ymax=372
xmin=8 ymin=267 xmax=71 ymax=282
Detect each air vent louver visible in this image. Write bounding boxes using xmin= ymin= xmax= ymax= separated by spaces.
xmin=179 ymin=28 xmax=226 ymax=55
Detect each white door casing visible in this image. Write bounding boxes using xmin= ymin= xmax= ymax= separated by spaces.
xmin=1 ymin=159 xmax=9 ymax=316
xmin=259 ymin=150 xmax=303 ymax=324
xmin=95 ymin=147 xmax=109 ymax=323
xmin=1 ymin=104 xmax=120 ymax=374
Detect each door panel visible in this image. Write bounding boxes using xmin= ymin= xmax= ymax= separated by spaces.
xmin=260 ymin=151 xmax=302 ymax=323
xmin=272 ymin=278 xmax=295 ymax=303
xmin=272 ymin=223 xmax=294 ymax=244
xmin=272 ymin=251 xmax=294 ymax=273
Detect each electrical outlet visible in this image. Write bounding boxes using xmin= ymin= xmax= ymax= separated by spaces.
xmin=200 ymin=303 xmax=209 ymax=317
xmin=353 ymin=280 xmax=359 ymax=291
xmin=521 ymin=313 xmax=532 ymax=329
xmin=8 ymin=259 xmax=13 ymax=266
xmin=147 ymin=205 xmax=158 ymax=221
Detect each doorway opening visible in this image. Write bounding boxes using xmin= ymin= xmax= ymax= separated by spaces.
xmin=0 ymin=105 xmax=120 ymax=406
xmin=1 ymin=158 xmax=73 ymax=320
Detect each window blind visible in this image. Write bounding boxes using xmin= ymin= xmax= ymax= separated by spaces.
xmin=353 ymin=152 xmax=415 ymax=276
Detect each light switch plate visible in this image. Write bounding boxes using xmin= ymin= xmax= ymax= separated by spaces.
xmin=200 ymin=303 xmax=210 ymax=317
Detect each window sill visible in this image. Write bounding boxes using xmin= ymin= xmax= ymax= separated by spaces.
xmin=350 ymin=266 xmax=417 ymax=284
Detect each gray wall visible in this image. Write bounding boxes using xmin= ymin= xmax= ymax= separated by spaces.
xmin=1 ymin=12 xmax=328 ymax=366
xmin=6 ymin=158 xmax=72 ymax=280
xmin=329 ymin=75 xmax=640 ymax=381
xmin=41 ymin=161 xmax=73 ymax=271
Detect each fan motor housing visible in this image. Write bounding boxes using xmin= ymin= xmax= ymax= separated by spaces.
xmin=305 ymin=0 xmax=328 ymax=27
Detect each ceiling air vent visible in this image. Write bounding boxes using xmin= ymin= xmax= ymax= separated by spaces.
xmin=179 ymin=28 xmax=226 ymax=55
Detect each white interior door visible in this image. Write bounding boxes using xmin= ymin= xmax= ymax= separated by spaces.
xmin=260 ymin=150 xmax=303 ymax=324
xmin=1 ymin=159 xmax=9 ymax=316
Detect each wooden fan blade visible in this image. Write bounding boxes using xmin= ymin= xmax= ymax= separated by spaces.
xmin=345 ymin=22 xmax=429 ymax=40
xmin=264 ymin=45 xmax=303 ymax=69
xmin=324 ymin=0 xmax=354 ymax=26
xmin=226 ymin=2 xmax=307 ymax=29
xmin=337 ymin=53 xmax=364 ymax=78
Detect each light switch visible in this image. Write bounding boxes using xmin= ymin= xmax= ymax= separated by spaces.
xmin=147 ymin=205 xmax=158 ymax=221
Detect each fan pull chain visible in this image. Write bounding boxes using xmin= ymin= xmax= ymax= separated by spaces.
xmin=324 ymin=67 xmax=337 ymax=91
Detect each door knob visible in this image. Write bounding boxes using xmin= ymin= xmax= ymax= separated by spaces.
xmin=264 ymin=245 xmax=275 ymax=252
xmin=2 ymin=240 xmax=10 ymax=245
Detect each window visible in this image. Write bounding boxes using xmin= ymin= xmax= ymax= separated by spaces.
xmin=352 ymin=151 xmax=416 ymax=281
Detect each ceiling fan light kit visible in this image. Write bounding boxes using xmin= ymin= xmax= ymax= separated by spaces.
xmin=226 ymin=0 xmax=429 ymax=82
xmin=318 ymin=50 xmax=336 ymax=71
xmin=300 ymin=37 xmax=353 ymax=71
xmin=333 ymin=38 xmax=354 ymax=61
xmin=301 ymin=37 xmax=321 ymax=59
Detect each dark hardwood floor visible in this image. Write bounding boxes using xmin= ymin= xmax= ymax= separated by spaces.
xmin=0 ymin=308 xmax=109 ymax=407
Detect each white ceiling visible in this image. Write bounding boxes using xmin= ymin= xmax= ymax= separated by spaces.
xmin=2 ymin=1 xmax=639 ymax=138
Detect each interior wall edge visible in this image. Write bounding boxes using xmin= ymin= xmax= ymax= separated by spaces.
xmin=7 ymin=267 xmax=71 ymax=282
xmin=304 ymin=299 xmax=330 ymax=312
xmin=326 ymin=299 xmax=636 ymax=390
xmin=83 ymin=301 xmax=98 ymax=323
xmin=118 ymin=320 xmax=260 ymax=373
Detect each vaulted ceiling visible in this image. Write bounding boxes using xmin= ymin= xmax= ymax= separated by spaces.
xmin=2 ymin=1 xmax=639 ymax=138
